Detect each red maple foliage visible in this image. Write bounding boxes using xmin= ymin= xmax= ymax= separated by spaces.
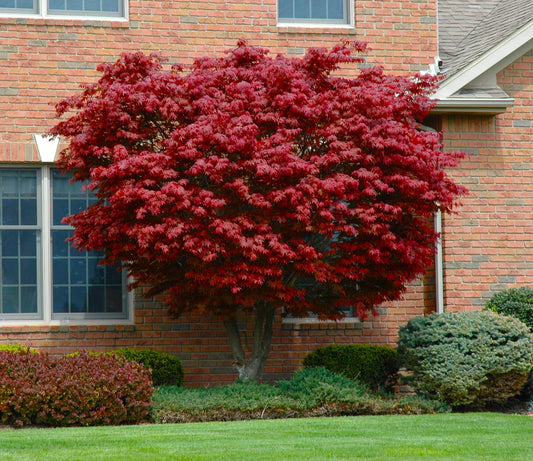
xmin=51 ymin=41 xmax=465 ymax=380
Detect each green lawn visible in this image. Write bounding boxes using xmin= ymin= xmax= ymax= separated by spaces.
xmin=1 ymin=413 xmax=531 ymax=460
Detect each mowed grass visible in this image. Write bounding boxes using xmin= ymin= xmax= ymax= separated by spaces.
xmin=1 ymin=413 xmax=532 ymax=460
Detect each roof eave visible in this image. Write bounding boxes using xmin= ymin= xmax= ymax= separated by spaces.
xmin=432 ymin=97 xmax=515 ymax=114
xmin=435 ymin=21 xmax=533 ymax=99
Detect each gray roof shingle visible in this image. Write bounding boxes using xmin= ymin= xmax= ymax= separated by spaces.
xmin=438 ymin=0 xmax=533 ymax=77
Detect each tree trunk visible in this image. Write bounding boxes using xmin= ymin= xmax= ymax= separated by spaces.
xmin=223 ymin=301 xmax=276 ymax=382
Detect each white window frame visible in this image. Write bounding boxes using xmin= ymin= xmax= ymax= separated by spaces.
xmin=282 ymin=306 xmax=360 ymax=324
xmin=277 ymin=0 xmax=354 ymax=28
xmin=0 ymin=0 xmax=128 ymax=21
xmin=0 ymin=165 xmax=133 ymax=326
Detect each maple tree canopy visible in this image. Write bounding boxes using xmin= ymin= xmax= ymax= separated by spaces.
xmin=52 ymin=41 xmax=465 ymax=322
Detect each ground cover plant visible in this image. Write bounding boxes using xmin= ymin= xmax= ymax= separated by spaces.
xmin=397 ymin=311 xmax=533 ymax=408
xmin=51 ymin=41 xmax=465 ymax=381
xmin=151 ymin=368 xmax=445 ymax=423
xmin=1 ymin=414 xmax=531 ymax=461
xmin=0 ymin=349 xmax=153 ymax=427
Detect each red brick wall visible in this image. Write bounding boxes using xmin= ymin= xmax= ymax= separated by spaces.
xmin=0 ymin=1 xmax=439 ymax=386
xmin=440 ymin=50 xmax=533 ymax=313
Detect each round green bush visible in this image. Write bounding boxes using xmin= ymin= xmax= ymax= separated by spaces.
xmin=485 ymin=287 xmax=533 ymax=331
xmin=302 ymin=344 xmax=398 ymax=391
xmin=397 ymin=311 xmax=533 ymax=408
xmin=112 ymin=348 xmax=184 ymax=387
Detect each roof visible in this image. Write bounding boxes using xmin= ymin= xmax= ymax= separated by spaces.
xmin=438 ymin=0 xmax=533 ymax=77
xmin=435 ymin=0 xmax=533 ymax=112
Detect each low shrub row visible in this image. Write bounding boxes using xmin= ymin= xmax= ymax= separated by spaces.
xmin=0 ymin=350 xmax=153 ymax=427
xmin=151 ymin=367 xmax=446 ymax=423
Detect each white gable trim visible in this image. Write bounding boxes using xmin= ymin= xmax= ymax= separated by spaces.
xmin=34 ymin=134 xmax=59 ymax=163
xmin=435 ymin=21 xmax=533 ymax=99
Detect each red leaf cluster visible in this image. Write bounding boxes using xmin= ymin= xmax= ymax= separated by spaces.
xmin=51 ymin=42 xmax=466 ymax=320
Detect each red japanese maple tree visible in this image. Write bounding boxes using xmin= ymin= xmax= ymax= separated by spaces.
xmin=51 ymin=41 xmax=465 ymax=381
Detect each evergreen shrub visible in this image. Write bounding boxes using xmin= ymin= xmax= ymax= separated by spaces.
xmin=397 ymin=311 xmax=533 ymax=408
xmin=485 ymin=287 xmax=533 ymax=331
xmin=0 ymin=350 xmax=153 ymax=427
xmin=485 ymin=287 xmax=533 ymax=398
xmin=111 ymin=348 xmax=184 ymax=387
xmin=302 ymin=344 xmax=398 ymax=390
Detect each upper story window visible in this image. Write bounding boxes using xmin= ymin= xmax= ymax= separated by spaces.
xmin=278 ymin=0 xmax=352 ymax=26
xmin=0 ymin=0 xmax=126 ymax=19
xmin=0 ymin=167 xmax=129 ymax=323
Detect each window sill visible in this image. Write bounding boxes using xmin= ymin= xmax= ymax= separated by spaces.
xmin=0 ymin=318 xmax=134 ymax=327
xmin=277 ymin=21 xmax=355 ymax=33
xmin=282 ymin=317 xmax=362 ymax=330
xmin=0 ymin=12 xmax=128 ymax=23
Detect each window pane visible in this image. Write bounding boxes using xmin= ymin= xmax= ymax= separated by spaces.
xmin=88 ymin=257 xmax=105 ymax=284
xmin=20 ymin=258 xmax=37 ymax=285
xmin=1 ymin=230 xmax=18 ymax=257
xmin=88 ymin=285 xmax=105 ymax=312
xmin=278 ymin=0 xmax=293 ymax=18
xmin=106 ymin=265 xmax=122 ymax=284
xmin=311 ymin=0 xmax=326 ymax=19
xmin=70 ymin=286 xmax=87 ymax=312
xmin=66 ymin=0 xmax=82 ymax=9
xmin=53 ymin=286 xmax=69 ymax=313
xmin=20 ymin=230 xmax=37 ymax=257
xmin=53 ymin=199 xmax=69 ymax=225
xmin=294 ymin=0 xmax=309 ymax=18
xmin=85 ymin=0 xmax=99 ymax=10
xmin=328 ymin=0 xmax=343 ymax=19
xmin=17 ymin=0 xmax=34 ymax=8
xmin=2 ymin=199 xmax=19 ymax=225
xmin=21 ymin=287 xmax=37 ymax=313
xmin=2 ymin=287 xmax=19 ymax=314
xmin=21 ymin=199 xmax=37 ymax=225
xmin=53 ymin=257 xmax=69 ymax=285
xmin=52 ymin=230 xmax=70 ymax=257
xmin=70 ymin=198 xmax=87 ymax=216
xmin=2 ymin=258 xmax=19 ymax=285
xmin=102 ymin=0 xmax=118 ymax=12
xmin=106 ymin=286 xmax=123 ymax=312
xmin=70 ymin=258 xmax=86 ymax=285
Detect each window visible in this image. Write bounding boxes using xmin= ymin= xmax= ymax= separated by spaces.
xmin=0 ymin=167 xmax=129 ymax=322
xmin=278 ymin=0 xmax=352 ymax=26
xmin=0 ymin=0 xmax=125 ymax=18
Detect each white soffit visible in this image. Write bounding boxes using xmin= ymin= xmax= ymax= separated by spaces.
xmin=34 ymin=134 xmax=59 ymax=163
xmin=434 ymin=21 xmax=533 ymax=100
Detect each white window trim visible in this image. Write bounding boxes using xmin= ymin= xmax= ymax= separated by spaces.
xmin=282 ymin=316 xmax=360 ymax=324
xmin=0 ymin=165 xmax=133 ymax=326
xmin=277 ymin=0 xmax=354 ymax=28
xmin=0 ymin=0 xmax=128 ymax=21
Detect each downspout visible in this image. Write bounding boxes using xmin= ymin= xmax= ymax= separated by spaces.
xmin=434 ymin=209 xmax=444 ymax=314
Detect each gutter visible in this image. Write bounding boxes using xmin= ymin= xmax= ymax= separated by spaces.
xmin=433 ymin=97 xmax=514 ymax=114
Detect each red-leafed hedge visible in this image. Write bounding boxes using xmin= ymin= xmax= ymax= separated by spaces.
xmin=0 ymin=350 xmax=153 ymax=427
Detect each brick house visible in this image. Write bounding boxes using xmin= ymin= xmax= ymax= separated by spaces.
xmin=0 ymin=1 xmax=531 ymax=386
